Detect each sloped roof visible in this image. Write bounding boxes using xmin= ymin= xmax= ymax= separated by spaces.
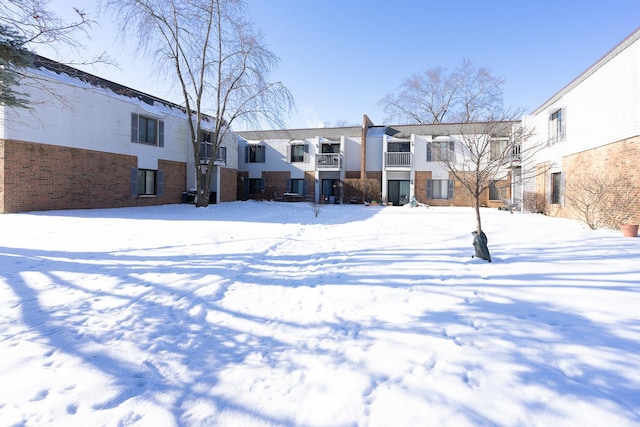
xmin=385 ymin=122 xmax=516 ymax=138
xmin=33 ymin=55 xmax=184 ymax=111
xmin=237 ymin=120 xmax=517 ymax=141
xmin=236 ymin=126 xmax=362 ymax=141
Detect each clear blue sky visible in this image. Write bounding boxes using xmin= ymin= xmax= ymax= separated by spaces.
xmin=41 ymin=0 xmax=640 ymax=129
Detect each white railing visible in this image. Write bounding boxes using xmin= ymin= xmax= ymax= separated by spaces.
xmin=385 ymin=152 xmax=411 ymax=167
xmin=316 ymin=153 xmax=341 ymax=168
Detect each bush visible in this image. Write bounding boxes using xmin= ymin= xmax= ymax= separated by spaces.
xmin=565 ymin=172 xmax=637 ymax=230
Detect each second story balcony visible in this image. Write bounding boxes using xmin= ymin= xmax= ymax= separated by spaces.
xmin=385 ymin=151 xmax=412 ymax=169
xmin=316 ymin=153 xmax=342 ymax=170
xmin=200 ymin=142 xmax=226 ymax=166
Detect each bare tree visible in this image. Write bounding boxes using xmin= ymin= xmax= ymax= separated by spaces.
xmin=379 ymin=59 xmax=504 ymax=124
xmin=0 ymin=0 xmax=102 ymax=108
xmin=565 ymin=171 xmax=638 ymax=230
xmin=103 ymin=0 xmax=294 ymax=207
xmin=440 ymin=118 xmax=536 ymax=232
xmin=1 ymin=0 xmax=95 ymax=51
xmin=381 ymin=60 xmax=551 ymax=261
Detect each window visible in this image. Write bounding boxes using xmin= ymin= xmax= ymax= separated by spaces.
xmin=489 ymin=181 xmax=502 ymax=201
xmin=490 ymin=138 xmax=508 ymax=161
xmin=130 ymin=168 xmax=163 ymax=197
xmin=426 ymin=179 xmax=454 ymax=200
xmin=550 ymin=172 xmax=563 ymax=204
xmin=549 ymin=108 xmax=565 ymax=143
xmin=289 ymin=143 xmax=308 ymax=163
xmin=248 ymin=178 xmax=264 ymax=195
xmin=388 ymin=141 xmax=410 ymax=152
xmin=288 ymin=179 xmax=306 ymax=195
xmin=200 ymin=142 xmax=226 ymax=164
xmin=321 ymin=143 xmax=340 ymax=153
xmin=131 ymin=113 xmax=164 ymax=146
xmin=201 ymin=130 xmax=213 ymax=143
xmin=216 ymin=146 xmax=226 ymax=163
xmin=138 ymin=169 xmax=156 ymax=195
xmin=427 ymin=140 xmax=454 ymax=162
xmin=245 ymin=145 xmax=266 ymax=163
xmin=511 ymin=144 xmax=521 ymax=161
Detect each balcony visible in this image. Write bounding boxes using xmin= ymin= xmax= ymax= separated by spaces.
xmin=507 ymin=145 xmax=521 ymax=165
xmin=200 ymin=142 xmax=226 ymax=166
xmin=316 ymin=153 xmax=341 ymax=170
xmin=385 ymin=152 xmax=412 ymax=169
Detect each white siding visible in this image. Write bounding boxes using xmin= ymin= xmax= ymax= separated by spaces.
xmin=527 ymin=32 xmax=640 ymax=167
xmin=343 ymin=136 xmax=362 ymax=171
xmin=239 ymin=138 xmax=315 ymax=178
xmin=4 ymin=68 xmax=191 ymax=167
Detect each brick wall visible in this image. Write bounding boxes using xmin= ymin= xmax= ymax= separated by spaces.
xmin=413 ymin=171 xmax=509 ymax=207
xmin=556 ymin=136 xmax=640 ymax=224
xmin=219 ymin=167 xmax=237 ymax=202
xmin=1 ymin=139 xmax=186 ymax=213
xmin=0 ymin=139 xmax=5 ymax=213
xmin=262 ymin=171 xmax=290 ymax=199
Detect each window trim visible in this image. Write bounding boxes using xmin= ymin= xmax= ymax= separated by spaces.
xmin=427 ymin=140 xmax=455 ymax=162
xmin=426 ymin=179 xmax=454 ymax=200
xmin=288 ymin=142 xmax=309 ymax=163
xmin=248 ymin=178 xmax=265 ymax=195
xmin=550 ymin=172 xmax=564 ymax=205
xmin=245 ymin=145 xmax=266 ymax=163
xmin=130 ymin=167 xmax=163 ymax=197
xmin=131 ymin=113 xmax=164 ymax=147
xmin=548 ymin=108 xmax=566 ymax=144
xmin=287 ymin=178 xmax=308 ymax=195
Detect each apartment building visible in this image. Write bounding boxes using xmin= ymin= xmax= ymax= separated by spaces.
xmin=236 ymin=117 xmax=516 ymax=208
xmin=522 ymin=27 xmax=640 ymax=224
xmin=0 ymin=56 xmax=237 ymax=213
xmin=4 ymin=26 xmax=639 ymax=222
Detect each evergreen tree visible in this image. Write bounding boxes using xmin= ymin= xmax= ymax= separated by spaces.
xmin=0 ymin=24 xmax=33 ymax=108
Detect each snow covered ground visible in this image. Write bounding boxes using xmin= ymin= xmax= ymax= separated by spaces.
xmin=1 ymin=202 xmax=639 ymax=426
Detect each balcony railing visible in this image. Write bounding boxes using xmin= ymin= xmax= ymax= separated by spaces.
xmin=316 ymin=153 xmax=341 ymax=169
xmin=385 ymin=152 xmax=412 ymax=168
xmin=200 ymin=143 xmax=226 ymax=165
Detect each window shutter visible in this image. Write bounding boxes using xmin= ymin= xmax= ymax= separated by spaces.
xmin=426 ymin=142 xmax=432 ymax=162
xmin=286 ymin=144 xmax=291 ymax=163
xmin=130 ymin=167 xmax=138 ymax=197
xmin=448 ymin=179 xmax=455 ymax=200
xmin=304 ymin=144 xmax=309 ymax=163
xmin=131 ymin=113 xmax=139 ymax=143
xmin=303 ymin=179 xmax=308 ymax=195
xmin=448 ymin=141 xmax=455 ymax=162
xmin=286 ymin=179 xmax=291 ymax=193
xmin=560 ymin=108 xmax=566 ymax=141
xmin=560 ymin=172 xmax=565 ymax=205
xmin=156 ymin=170 xmax=164 ymax=197
xmin=426 ymin=179 xmax=432 ymax=199
xmin=243 ymin=179 xmax=249 ymax=197
xmin=244 ymin=146 xmax=249 ymax=163
xmin=158 ymin=121 xmax=164 ymax=147
xmin=260 ymin=178 xmax=265 ymax=193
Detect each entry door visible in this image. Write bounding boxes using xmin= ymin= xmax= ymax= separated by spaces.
xmin=388 ymin=180 xmax=410 ymax=205
xmin=322 ymin=179 xmax=338 ymax=197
